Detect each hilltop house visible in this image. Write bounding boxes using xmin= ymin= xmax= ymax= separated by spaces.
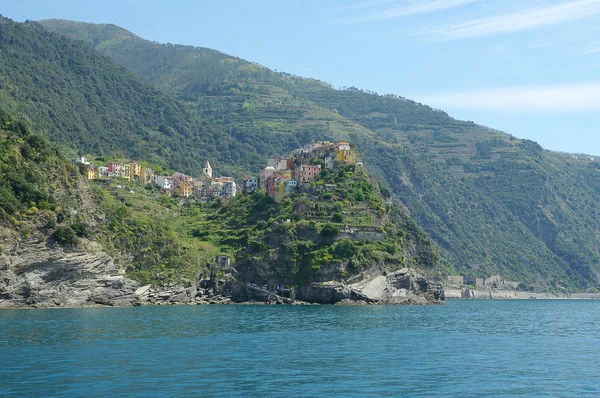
xmin=73 ymin=156 xmax=90 ymax=166
xmin=153 ymin=175 xmax=174 ymax=191
xmin=294 ymin=164 xmax=321 ymax=186
xmin=98 ymin=166 xmax=109 ymax=178
xmin=242 ymin=177 xmax=258 ymax=194
xmin=86 ymin=166 xmax=98 ymax=180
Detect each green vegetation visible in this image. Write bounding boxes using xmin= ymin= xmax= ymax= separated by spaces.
xmin=85 ymin=160 xmax=437 ymax=286
xmin=0 ymin=16 xmax=260 ymax=177
xmin=0 ymin=17 xmax=597 ymax=290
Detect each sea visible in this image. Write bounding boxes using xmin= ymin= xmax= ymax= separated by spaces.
xmin=1 ymin=300 xmax=599 ymax=397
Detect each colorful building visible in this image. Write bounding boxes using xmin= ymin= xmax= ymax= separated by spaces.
xmin=140 ymin=167 xmax=154 ymax=185
xmin=274 ymin=178 xmax=287 ymax=202
xmin=86 ymin=167 xmax=98 ymax=180
xmin=98 ymin=166 xmax=109 ymax=178
xmin=285 ymin=179 xmax=297 ymax=195
xmin=335 ymin=147 xmax=356 ymax=163
xmin=108 ymin=162 xmax=126 ymax=178
xmin=294 ymin=164 xmax=321 ymax=185
xmin=260 ymin=166 xmax=277 ymax=189
xmin=175 ymin=180 xmax=194 ymax=198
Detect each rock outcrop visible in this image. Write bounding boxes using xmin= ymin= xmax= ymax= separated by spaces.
xmin=348 ymin=268 xmax=444 ymax=305
xmin=0 ymin=235 xmax=141 ymax=308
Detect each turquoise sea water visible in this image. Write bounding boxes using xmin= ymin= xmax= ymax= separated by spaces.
xmin=1 ymin=300 xmax=600 ymax=397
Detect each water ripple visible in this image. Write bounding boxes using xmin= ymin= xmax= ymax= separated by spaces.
xmin=1 ymin=301 xmax=600 ymax=396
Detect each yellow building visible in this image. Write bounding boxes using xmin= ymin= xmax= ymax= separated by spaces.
xmin=176 ymin=181 xmax=194 ymax=198
xmin=279 ymin=170 xmax=292 ymax=179
xmin=126 ymin=162 xmax=142 ymax=180
xmin=123 ymin=163 xmax=132 ymax=181
xmin=336 ymin=149 xmax=357 ymax=163
xmin=274 ymin=178 xmax=287 ymax=203
xmin=87 ymin=167 xmax=98 ymax=180
xmin=140 ymin=167 xmax=154 ymax=185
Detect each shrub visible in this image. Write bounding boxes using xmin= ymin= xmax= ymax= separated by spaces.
xmin=71 ymin=219 xmax=88 ymax=237
xmin=320 ymin=223 xmax=340 ymax=237
xmin=331 ymin=213 xmax=343 ymax=223
xmin=52 ymin=226 xmax=78 ymax=246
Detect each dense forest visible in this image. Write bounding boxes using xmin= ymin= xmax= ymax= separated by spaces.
xmin=0 ymin=17 xmax=598 ymax=289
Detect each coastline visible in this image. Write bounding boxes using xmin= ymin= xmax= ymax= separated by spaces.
xmin=445 ymin=288 xmax=600 ymax=300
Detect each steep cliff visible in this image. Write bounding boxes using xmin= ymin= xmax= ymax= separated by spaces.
xmin=0 ymin=110 xmax=141 ymax=308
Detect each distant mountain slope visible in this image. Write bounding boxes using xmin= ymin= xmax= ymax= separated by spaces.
xmin=18 ymin=19 xmax=600 ymax=289
xmin=0 ymin=16 xmax=265 ymax=176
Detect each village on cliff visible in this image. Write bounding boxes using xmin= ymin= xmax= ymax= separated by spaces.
xmin=76 ymin=141 xmax=359 ymax=201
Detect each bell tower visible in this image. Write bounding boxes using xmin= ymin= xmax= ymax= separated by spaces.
xmin=203 ymin=160 xmax=213 ymax=178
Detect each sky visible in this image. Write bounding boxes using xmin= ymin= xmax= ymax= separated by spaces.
xmin=3 ymin=0 xmax=600 ymax=155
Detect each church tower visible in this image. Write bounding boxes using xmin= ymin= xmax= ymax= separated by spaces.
xmin=203 ymin=160 xmax=213 ymax=179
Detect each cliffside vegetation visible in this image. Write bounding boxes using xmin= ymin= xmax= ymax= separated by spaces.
xmin=0 ymin=17 xmax=598 ymax=290
xmin=88 ymin=160 xmax=438 ymax=286
xmin=0 ymin=107 xmax=437 ymax=288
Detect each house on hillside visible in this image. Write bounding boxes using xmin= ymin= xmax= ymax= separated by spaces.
xmin=140 ymin=167 xmax=154 ymax=185
xmin=216 ymin=255 xmax=231 ymax=268
xmin=335 ymin=141 xmax=357 ymax=164
xmin=260 ymin=166 xmax=277 ymax=189
xmin=127 ymin=162 xmax=142 ymax=179
xmin=285 ymin=179 xmax=297 ymax=195
xmin=153 ymin=175 xmax=174 ymax=192
xmin=73 ymin=156 xmax=90 ymax=166
xmin=98 ymin=166 xmax=109 ymax=178
xmin=242 ymin=177 xmax=258 ymax=194
xmin=220 ymin=177 xmax=237 ymax=198
xmin=108 ymin=162 xmax=125 ymax=178
xmin=294 ymin=164 xmax=321 ymax=186
xmin=176 ymin=180 xmax=194 ymax=197
xmin=86 ymin=166 xmax=98 ymax=180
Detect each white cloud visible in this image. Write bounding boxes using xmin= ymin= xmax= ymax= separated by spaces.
xmin=337 ymin=0 xmax=479 ymax=24
xmin=415 ymin=83 xmax=600 ymax=113
xmin=430 ymin=0 xmax=600 ymax=39
xmin=582 ymin=46 xmax=600 ymax=54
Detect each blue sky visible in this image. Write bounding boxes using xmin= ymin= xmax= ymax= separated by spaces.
xmin=3 ymin=0 xmax=600 ymax=155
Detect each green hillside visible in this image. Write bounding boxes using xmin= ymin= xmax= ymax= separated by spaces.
xmin=0 ymin=16 xmax=264 ymax=177
xmin=0 ymin=107 xmax=439 ymax=290
xmin=4 ymin=18 xmax=598 ymax=290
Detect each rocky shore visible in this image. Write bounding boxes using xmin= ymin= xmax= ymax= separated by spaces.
xmin=1 ymin=246 xmax=443 ymax=309
xmin=1 ymin=229 xmax=443 ymax=308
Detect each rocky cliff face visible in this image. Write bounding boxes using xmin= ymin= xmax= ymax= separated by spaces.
xmin=0 ymin=229 xmax=141 ymax=308
xmin=295 ymin=268 xmax=444 ymax=305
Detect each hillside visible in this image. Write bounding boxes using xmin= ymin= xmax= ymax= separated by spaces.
xmin=37 ymin=19 xmax=600 ymax=290
xmin=0 ymin=108 xmax=144 ymax=307
xmin=0 ymin=108 xmax=442 ymax=306
xmin=0 ymin=17 xmax=592 ymax=290
xmin=0 ymin=16 xmax=263 ymax=177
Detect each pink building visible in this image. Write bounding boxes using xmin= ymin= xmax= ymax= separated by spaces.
xmin=294 ymin=164 xmax=321 ymax=186
xmin=266 ymin=176 xmax=276 ymax=198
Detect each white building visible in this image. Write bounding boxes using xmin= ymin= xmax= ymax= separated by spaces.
xmin=98 ymin=166 xmax=109 ymax=178
xmin=222 ymin=179 xmax=237 ymax=198
xmin=74 ymin=156 xmax=90 ymax=166
xmin=153 ymin=175 xmax=174 ymax=191
xmin=203 ymin=160 xmax=213 ymax=179
xmin=243 ymin=178 xmax=258 ymax=194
